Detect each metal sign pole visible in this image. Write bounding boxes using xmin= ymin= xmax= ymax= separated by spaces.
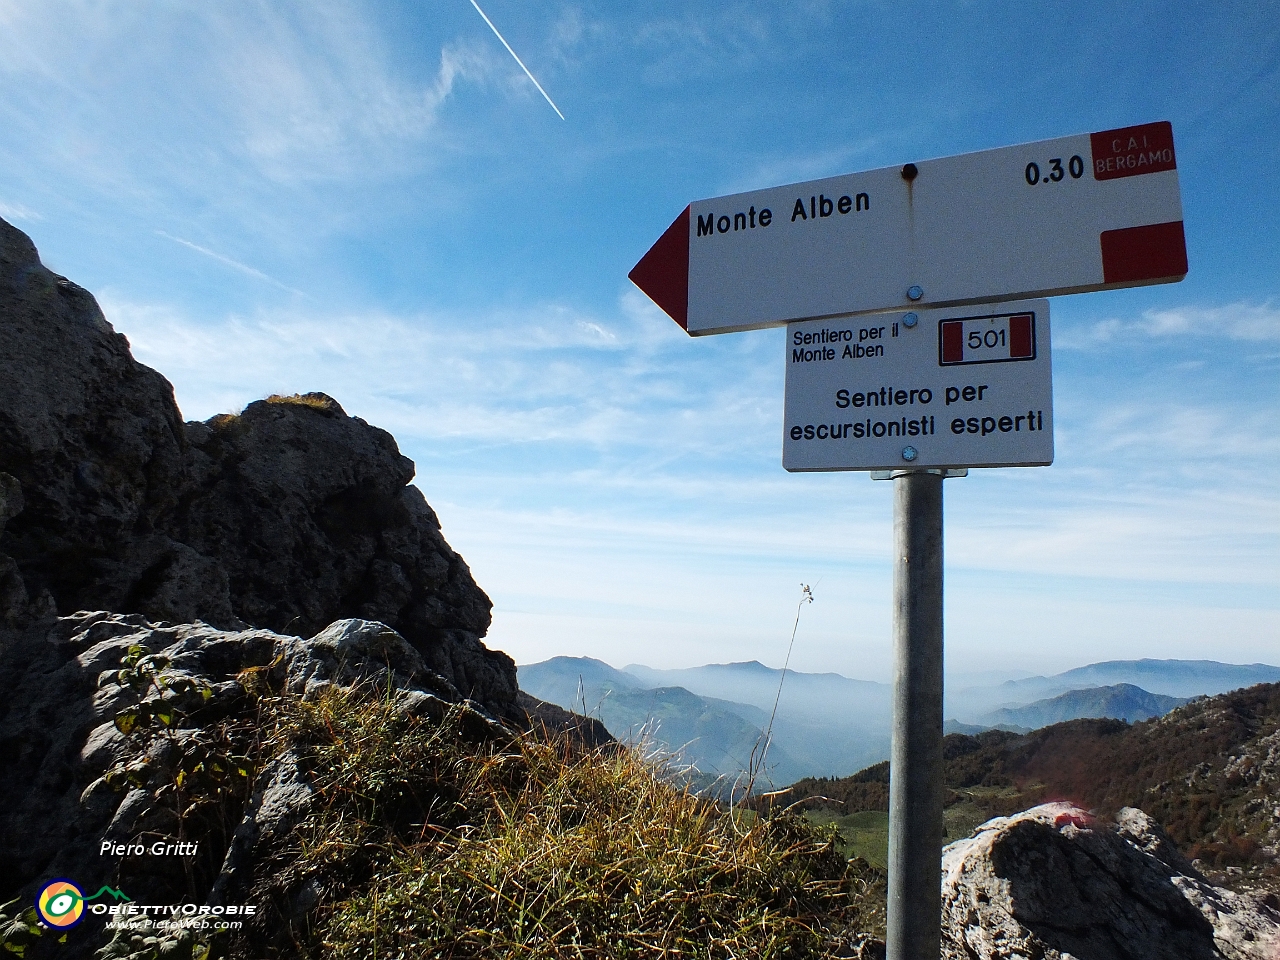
xmin=887 ymin=469 xmax=946 ymax=960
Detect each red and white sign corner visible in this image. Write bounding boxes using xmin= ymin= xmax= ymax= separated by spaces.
xmin=629 ymin=206 xmax=690 ymax=331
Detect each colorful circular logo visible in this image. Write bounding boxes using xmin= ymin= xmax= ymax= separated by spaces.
xmin=36 ymin=880 xmax=85 ymax=928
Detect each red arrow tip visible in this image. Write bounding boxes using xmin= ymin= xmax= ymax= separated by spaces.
xmin=629 ymin=206 xmax=690 ymax=331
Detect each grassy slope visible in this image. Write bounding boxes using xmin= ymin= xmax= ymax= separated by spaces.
xmin=230 ymin=684 xmax=887 ymax=959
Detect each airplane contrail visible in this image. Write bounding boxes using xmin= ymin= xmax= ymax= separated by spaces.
xmin=468 ymin=0 xmax=565 ymax=120
xmin=156 ymin=231 xmax=308 ymax=297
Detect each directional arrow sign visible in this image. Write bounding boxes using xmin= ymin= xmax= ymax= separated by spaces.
xmin=784 ymin=300 xmax=1053 ymax=471
xmin=630 ymin=122 xmax=1185 ymax=335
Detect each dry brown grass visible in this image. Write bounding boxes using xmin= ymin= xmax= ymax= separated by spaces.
xmin=244 ymin=683 xmax=884 ymax=959
xmin=263 ymin=393 xmax=340 ymax=413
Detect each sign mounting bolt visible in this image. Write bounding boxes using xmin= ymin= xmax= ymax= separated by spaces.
xmin=903 ymin=312 xmax=919 ymax=328
xmin=907 ymin=285 xmax=924 ymax=301
xmin=901 ymin=446 xmax=918 ymax=462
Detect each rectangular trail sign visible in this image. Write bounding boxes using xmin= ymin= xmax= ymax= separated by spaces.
xmin=631 ymin=122 xmax=1185 ymax=335
xmin=783 ymin=300 xmax=1052 ymax=471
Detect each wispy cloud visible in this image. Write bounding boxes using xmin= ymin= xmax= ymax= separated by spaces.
xmin=94 ymin=291 xmax=780 ymax=456
xmin=948 ymin=481 xmax=1280 ymax=587
xmin=0 ymin=0 xmax=495 ymax=200
xmin=1059 ymin=301 xmax=1280 ymax=349
xmin=207 ymin=5 xmax=483 ymax=183
xmin=0 ymin=200 xmax=41 ymax=222
xmin=717 ymin=141 xmax=886 ymax=196
xmin=633 ymin=7 xmax=771 ymax=79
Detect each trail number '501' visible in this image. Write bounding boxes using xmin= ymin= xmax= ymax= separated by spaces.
xmin=969 ymin=329 xmax=1005 ymax=349
xmin=940 ymin=313 xmax=1037 ymax=366
xmin=1025 ymin=156 xmax=1085 ymax=185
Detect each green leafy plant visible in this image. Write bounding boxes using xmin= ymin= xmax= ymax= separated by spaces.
xmin=103 ymin=643 xmax=259 ymax=904
xmin=111 ymin=645 xmax=212 ymax=737
xmin=0 ymin=899 xmax=47 ymax=958
xmin=95 ymin=925 xmax=215 ymax=960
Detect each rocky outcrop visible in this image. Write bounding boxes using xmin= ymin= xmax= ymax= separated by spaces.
xmin=0 ymin=611 xmax=511 ymax=951
xmin=0 ymin=215 xmax=516 ymax=716
xmin=174 ymin=395 xmax=508 ymax=708
xmin=941 ymin=802 xmax=1280 ymax=960
xmin=517 ymin=690 xmax=615 ymax=750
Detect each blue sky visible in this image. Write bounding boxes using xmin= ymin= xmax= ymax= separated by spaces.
xmin=1 ymin=0 xmax=1276 ymax=683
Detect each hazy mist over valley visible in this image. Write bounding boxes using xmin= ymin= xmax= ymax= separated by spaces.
xmin=519 ymin=656 xmax=1280 ymax=788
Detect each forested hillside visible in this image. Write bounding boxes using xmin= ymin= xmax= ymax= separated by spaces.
xmin=768 ymin=682 xmax=1280 ymax=888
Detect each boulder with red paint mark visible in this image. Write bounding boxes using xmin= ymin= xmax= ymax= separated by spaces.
xmin=941 ymin=802 xmax=1280 ymax=960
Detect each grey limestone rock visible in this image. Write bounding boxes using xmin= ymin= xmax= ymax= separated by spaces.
xmin=0 ymin=215 xmax=516 ymax=716
xmin=0 ymin=471 xmax=28 ymax=625
xmin=941 ymin=801 xmax=1280 ymax=960
xmin=0 ymin=219 xmax=191 ymax=622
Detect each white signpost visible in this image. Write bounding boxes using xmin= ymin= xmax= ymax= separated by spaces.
xmin=784 ymin=300 xmax=1053 ymax=471
xmin=630 ymin=121 xmax=1184 ymax=334
xmin=629 ymin=122 xmax=1185 ymax=960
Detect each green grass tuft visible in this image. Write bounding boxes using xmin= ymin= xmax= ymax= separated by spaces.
xmin=263 ymin=393 xmax=340 ymax=413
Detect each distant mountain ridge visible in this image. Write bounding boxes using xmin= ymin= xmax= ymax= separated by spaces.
xmin=520 ymin=655 xmax=1280 ymax=789
xmin=623 ymin=660 xmax=889 ymax=725
xmin=953 ymin=659 xmax=1280 ymax=717
xmin=1048 ymin=659 xmax=1280 ymax=696
xmin=621 ymin=661 xmax=894 ymax=787
xmin=518 ymin=657 xmax=890 ymax=788
xmin=515 ymin=656 xmax=640 ymax=714
xmin=975 ymin=683 xmax=1190 ymax=730
xmin=517 ymin=657 xmax=810 ymax=786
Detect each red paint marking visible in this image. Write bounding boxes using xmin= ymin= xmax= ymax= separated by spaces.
xmin=1054 ymin=811 xmax=1093 ymax=829
xmin=1008 ymin=314 xmax=1034 ymax=358
xmin=1100 ymin=220 xmax=1188 ymax=285
xmin=1091 ymin=121 xmax=1176 ymax=181
xmin=940 ymin=320 xmax=964 ymax=363
xmin=629 ymin=206 xmax=690 ymax=331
